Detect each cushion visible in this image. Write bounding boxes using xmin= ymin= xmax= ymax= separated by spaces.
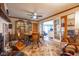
xmin=16 ymin=41 xmax=25 ymax=50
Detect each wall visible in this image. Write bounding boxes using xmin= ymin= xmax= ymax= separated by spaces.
xmin=39 ymin=6 xmax=79 ymax=35
xmin=9 ymin=17 xmax=19 ymax=34
xmin=75 ymin=11 xmax=79 ymax=31
xmin=0 ymin=17 xmax=9 ymax=34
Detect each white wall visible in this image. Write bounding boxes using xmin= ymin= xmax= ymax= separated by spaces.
xmin=9 ymin=17 xmax=19 ymax=34
xmin=75 ymin=11 xmax=79 ymax=33
xmin=0 ymin=17 xmax=9 ymax=34
xmin=75 ymin=11 xmax=79 ymax=30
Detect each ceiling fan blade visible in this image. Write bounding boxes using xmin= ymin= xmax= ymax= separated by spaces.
xmin=37 ymin=15 xmax=43 ymax=17
xmin=23 ymin=10 xmax=33 ymax=14
xmin=14 ymin=8 xmax=33 ymax=14
xmin=25 ymin=13 xmax=33 ymax=16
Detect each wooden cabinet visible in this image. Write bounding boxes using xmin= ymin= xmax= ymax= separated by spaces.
xmin=15 ymin=20 xmax=32 ymax=39
xmin=15 ymin=20 xmax=25 ymax=34
xmin=32 ymin=22 xmax=39 ymax=42
xmin=32 ymin=22 xmax=39 ymax=33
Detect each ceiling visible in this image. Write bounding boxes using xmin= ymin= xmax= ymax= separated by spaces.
xmin=6 ymin=3 xmax=79 ymax=21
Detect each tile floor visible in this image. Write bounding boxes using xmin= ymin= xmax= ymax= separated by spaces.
xmin=21 ymin=37 xmax=62 ymax=56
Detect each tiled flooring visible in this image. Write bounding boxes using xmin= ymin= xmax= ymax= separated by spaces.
xmin=21 ymin=37 xmax=62 ymax=56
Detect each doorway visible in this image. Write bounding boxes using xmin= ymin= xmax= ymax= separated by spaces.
xmin=42 ymin=20 xmax=54 ymax=41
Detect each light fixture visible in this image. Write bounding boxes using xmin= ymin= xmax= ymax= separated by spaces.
xmin=32 ymin=15 xmax=37 ymax=19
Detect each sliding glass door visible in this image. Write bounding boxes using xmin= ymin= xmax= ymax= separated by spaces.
xmin=42 ymin=20 xmax=54 ymax=40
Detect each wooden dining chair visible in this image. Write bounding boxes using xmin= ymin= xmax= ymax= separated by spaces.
xmin=32 ymin=33 xmax=40 ymax=47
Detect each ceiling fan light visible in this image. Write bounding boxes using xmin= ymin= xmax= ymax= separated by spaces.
xmin=32 ymin=16 xmax=37 ymax=19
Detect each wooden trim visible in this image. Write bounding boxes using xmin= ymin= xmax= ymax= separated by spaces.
xmin=39 ymin=5 xmax=79 ymax=21
xmin=61 ymin=16 xmax=68 ymax=42
xmin=9 ymin=16 xmax=39 ymax=22
xmin=9 ymin=16 xmax=29 ymax=20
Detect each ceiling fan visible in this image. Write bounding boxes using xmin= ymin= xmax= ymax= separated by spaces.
xmin=23 ymin=10 xmax=43 ymax=20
